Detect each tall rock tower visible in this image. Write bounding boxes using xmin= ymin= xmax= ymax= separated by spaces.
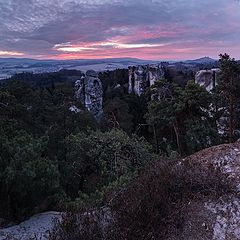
xmin=75 ymin=70 xmax=103 ymax=119
xmin=128 ymin=64 xmax=165 ymax=96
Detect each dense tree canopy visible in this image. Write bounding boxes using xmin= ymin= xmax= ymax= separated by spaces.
xmin=0 ymin=55 xmax=240 ymax=222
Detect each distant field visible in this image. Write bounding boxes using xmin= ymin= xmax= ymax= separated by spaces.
xmin=0 ymin=73 xmax=11 ymax=80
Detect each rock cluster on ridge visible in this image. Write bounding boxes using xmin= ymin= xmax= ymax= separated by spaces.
xmin=128 ymin=64 xmax=165 ymax=96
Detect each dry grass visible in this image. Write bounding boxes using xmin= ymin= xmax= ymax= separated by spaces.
xmin=49 ymin=157 xmax=234 ymax=240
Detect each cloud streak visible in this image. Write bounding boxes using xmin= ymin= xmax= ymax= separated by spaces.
xmin=0 ymin=0 xmax=240 ymax=59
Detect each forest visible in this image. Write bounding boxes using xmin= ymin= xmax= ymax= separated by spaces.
xmin=0 ymin=54 xmax=240 ymax=239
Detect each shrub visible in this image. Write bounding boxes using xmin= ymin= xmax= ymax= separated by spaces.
xmin=50 ymin=156 xmax=233 ymax=240
xmin=61 ymin=128 xmax=155 ymax=202
xmin=0 ymin=130 xmax=60 ymax=220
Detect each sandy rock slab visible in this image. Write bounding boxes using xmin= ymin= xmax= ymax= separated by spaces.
xmin=173 ymin=141 xmax=240 ymax=240
xmin=0 ymin=212 xmax=62 ymax=240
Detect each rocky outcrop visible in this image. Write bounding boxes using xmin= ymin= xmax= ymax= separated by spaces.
xmin=195 ymin=68 xmax=221 ymax=91
xmin=102 ymin=141 xmax=240 ymax=240
xmin=172 ymin=141 xmax=240 ymax=240
xmin=0 ymin=212 xmax=62 ymax=240
xmin=128 ymin=64 xmax=165 ymax=96
xmin=108 ymin=141 xmax=240 ymax=240
xmin=1 ymin=142 xmax=240 ymax=240
xmin=75 ymin=70 xmax=103 ymax=119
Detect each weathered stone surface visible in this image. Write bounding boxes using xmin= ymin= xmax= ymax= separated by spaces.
xmin=0 ymin=212 xmax=62 ymax=240
xmin=128 ymin=64 xmax=165 ymax=96
xmin=195 ymin=68 xmax=221 ymax=91
xmin=173 ymin=142 xmax=240 ymax=240
xmin=69 ymin=105 xmax=81 ymax=113
xmin=75 ymin=70 xmax=103 ymax=119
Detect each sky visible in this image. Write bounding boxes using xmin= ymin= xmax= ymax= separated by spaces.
xmin=0 ymin=0 xmax=240 ymax=60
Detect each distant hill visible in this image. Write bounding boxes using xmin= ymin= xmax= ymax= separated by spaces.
xmin=0 ymin=57 xmax=158 ymax=80
xmin=184 ymin=57 xmax=217 ymax=64
xmin=0 ymin=56 xmax=218 ymax=80
xmin=0 ymin=57 xmax=157 ymax=66
xmin=0 ymin=56 xmax=217 ymax=66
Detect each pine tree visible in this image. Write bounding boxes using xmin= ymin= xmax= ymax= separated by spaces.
xmin=218 ymin=53 xmax=240 ymax=143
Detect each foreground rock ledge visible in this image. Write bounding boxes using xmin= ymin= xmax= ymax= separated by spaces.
xmin=0 ymin=141 xmax=240 ymax=240
xmin=171 ymin=141 xmax=240 ymax=240
xmin=0 ymin=212 xmax=62 ymax=240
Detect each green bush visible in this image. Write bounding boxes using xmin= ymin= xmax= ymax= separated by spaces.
xmin=62 ymin=129 xmax=155 ymax=201
xmin=0 ymin=130 xmax=60 ymax=220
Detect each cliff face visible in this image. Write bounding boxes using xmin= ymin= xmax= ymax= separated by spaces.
xmin=128 ymin=64 xmax=165 ymax=96
xmin=195 ymin=68 xmax=221 ymax=91
xmin=75 ymin=70 xmax=103 ymax=119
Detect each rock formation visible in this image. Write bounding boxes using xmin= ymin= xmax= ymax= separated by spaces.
xmin=128 ymin=64 xmax=165 ymax=96
xmin=195 ymin=68 xmax=221 ymax=91
xmin=75 ymin=70 xmax=103 ymax=119
xmin=0 ymin=212 xmax=62 ymax=240
xmin=111 ymin=141 xmax=240 ymax=240
xmin=172 ymin=141 xmax=240 ymax=240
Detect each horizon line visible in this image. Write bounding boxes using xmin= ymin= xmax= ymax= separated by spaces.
xmin=0 ymin=56 xmax=220 ymax=62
